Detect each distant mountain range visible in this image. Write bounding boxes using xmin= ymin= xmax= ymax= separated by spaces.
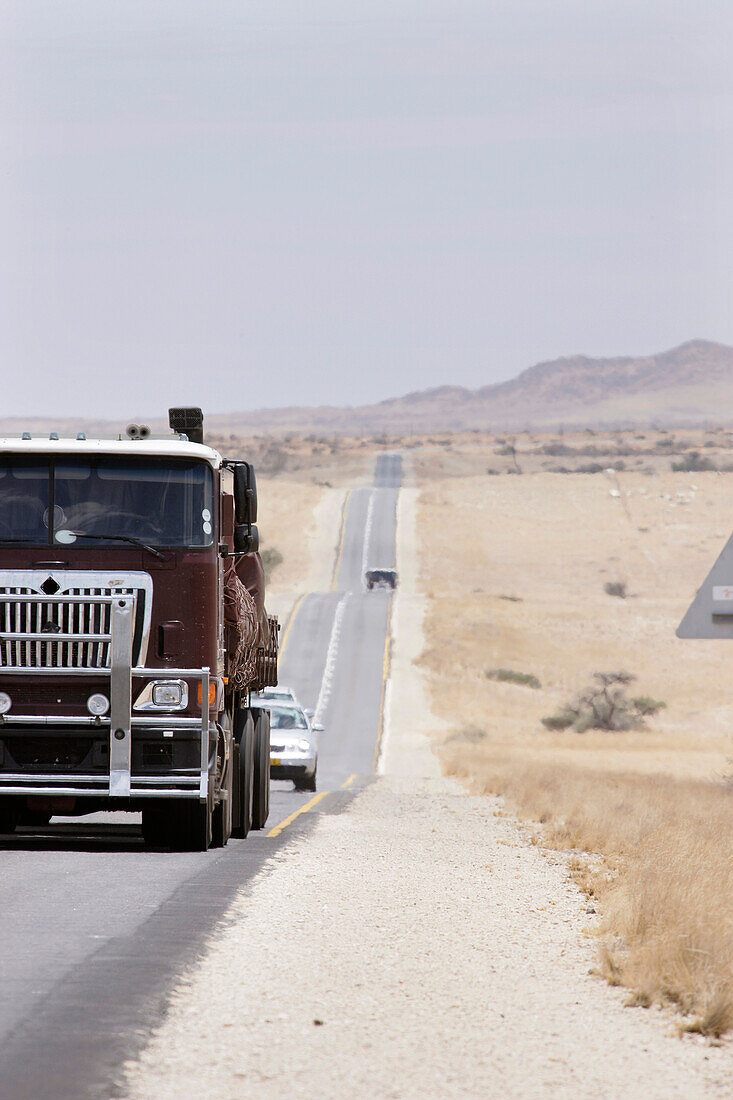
xmin=206 ymin=339 xmax=733 ymax=433
xmin=2 ymin=339 xmax=733 ymax=438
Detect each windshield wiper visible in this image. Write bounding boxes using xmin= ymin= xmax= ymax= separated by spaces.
xmin=61 ymin=532 xmax=166 ymax=560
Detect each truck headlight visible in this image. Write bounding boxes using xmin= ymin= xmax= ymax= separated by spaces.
xmin=152 ymin=681 xmax=186 ymax=707
xmin=0 ymin=692 xmax=11 ymax=714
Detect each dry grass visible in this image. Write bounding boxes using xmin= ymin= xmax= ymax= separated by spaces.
xmin=416 ymin=439 xmax=733 ymax=1032
xmin=441 ymin=748 xmax=733 ymax=1033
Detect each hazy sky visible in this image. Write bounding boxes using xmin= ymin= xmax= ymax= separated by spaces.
xmin=2 ymin=0 xmax=732 ymax=419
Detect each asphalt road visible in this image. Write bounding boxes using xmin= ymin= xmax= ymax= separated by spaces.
xmin=0 ymin=452 xmax=401 ymax=1100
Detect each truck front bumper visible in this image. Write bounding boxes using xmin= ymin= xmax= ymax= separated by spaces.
xmin=0 ymin=597 xmax=212 ymax=801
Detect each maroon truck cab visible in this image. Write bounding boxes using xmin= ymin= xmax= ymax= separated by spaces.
xmin=0 ymin=409 xmax=277 ymax=850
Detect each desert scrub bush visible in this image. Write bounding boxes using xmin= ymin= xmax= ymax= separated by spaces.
xmin=486 ymin=668 xmax=541 ymax=689
xmin=604 ymin=581 xmax=627 ymax=598
xmin=539 ymin=441 xmax=573 ymax=456
xmin=540 ymin=709 xmax=579 ymax=731
xmin=576 ymin=462 xmax=605 ymax=474
xmin=671 ymin=451 xmax=717 ymax=472
xmin=444 ymin=725 xmax=486 ymax=744
xmin=495 ymin=439 xmax=522 ymax=473
xmin=260 ymin=547 xmax=284 ymax=581
xmin=258 ymin=443 xmax=288 ymax=474
xmin=541 ymin=671 xmax=665 ymax=732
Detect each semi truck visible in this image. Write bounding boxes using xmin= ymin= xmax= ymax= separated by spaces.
xmin=0 ymin=407 xmax=278 ymax=850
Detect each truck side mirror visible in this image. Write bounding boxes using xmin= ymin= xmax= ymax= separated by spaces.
xmin=233 ymin=463 xmax=258 ymax=524
xmin=234 ymin=524 xmax=259 ymax=554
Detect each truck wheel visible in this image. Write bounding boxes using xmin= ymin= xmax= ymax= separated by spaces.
xmin=251 ymin=708 xmax=270 ymax=830
xmin=0 ymin=800 xmax=19 ymax=831
xmin=22 ymin=811 xmax=53 ymax=828
xmin=231 ymin=710 xmax=254 ymax=839
xmin=212 ymin=727 xmax=234 ymax=848
xmin=174 ymin=795 xmax=213 ymax=852
xmin=141 ymin=803 xmax=169 ymax=848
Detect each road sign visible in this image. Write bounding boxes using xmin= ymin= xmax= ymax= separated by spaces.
xmin=677 ymin=533 xmax=733 ymax=638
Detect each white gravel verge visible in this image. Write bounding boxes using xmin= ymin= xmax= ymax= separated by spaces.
xmin=121 ymin=489 xmax=733 ymax=1100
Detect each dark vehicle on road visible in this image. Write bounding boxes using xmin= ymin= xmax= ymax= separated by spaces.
xmin=365 ymin=568 xmax=398 ymax=590
xmin=0 ymin=408 xmax=277 ymax=850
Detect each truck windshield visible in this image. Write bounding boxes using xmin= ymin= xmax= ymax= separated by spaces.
xmin=0 ymin=456 xmax=214 ymax=549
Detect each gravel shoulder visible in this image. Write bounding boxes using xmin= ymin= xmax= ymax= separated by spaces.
xmin=121 ymin=490 xmax=733 ymax=1100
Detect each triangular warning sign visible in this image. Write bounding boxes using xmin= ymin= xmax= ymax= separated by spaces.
xmin=677 ymin=532 xmax=733 ymax=638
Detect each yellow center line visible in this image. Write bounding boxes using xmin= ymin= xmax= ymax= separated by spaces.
xmin=330 ymin=488 xmax=353 ymax=591
xmin=341 ymin=773 xmax=357 ymax=789
xmin=278 ymin=592 xmax=306 ymax=661
xmin=267 ymin=790 xmax=330 ymax=838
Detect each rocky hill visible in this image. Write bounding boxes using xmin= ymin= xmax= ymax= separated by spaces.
xmin=2 ymin=340 xmax=732 ymax=438
xmin=203 ymin=339 xmax=733 ymax=434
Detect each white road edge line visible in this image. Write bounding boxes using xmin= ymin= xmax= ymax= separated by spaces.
xmin=377 ymin=678 xmax=392 ymax=776
xmin=360 ymin=489 xmax=376 ymax=584
xmin=314 ymin=593 xmax=350 ymax=726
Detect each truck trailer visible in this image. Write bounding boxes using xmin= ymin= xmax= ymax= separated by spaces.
xmin=0 ymin=407 xmax=278 ymax=850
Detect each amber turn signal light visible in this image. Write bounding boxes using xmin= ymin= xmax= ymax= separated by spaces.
xmin=197 ymin=681 xmax=218 ymax=707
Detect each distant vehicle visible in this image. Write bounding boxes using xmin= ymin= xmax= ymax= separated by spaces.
xmin=257 ymin=700 xmax=322 ymax=792
xmin=255 ymin=686 xmax=301 ymax=707
xmin=365 ymin=568 xmax=398 ymax=591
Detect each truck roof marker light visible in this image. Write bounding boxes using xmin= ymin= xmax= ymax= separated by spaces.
xmin=49 ymin=432 xmax=59 ymax=441
xmin=22 ymin=432 xmax=31 ymax=440
xmin=0 ymin=692 xmax=12 ymax=714
xmin=77 ymin=432 xmax=86 ymax=441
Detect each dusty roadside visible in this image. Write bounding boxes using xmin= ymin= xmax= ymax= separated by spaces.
xmin=263 ymin=482 xmax=348 ymax=624
xmin=121 ymin=488 xmax=732 ymax=1099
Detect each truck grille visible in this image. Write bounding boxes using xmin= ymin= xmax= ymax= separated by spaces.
xmin=0 ymin=571 xmax=153 ymax=669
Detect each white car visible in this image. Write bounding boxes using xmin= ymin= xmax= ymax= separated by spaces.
xmin=257 ymin=700 xmax=322 ymax=791
xmin=255 ymin=685 xmax=301 ymax=706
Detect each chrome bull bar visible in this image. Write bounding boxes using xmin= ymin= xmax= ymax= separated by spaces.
xmin=0 ymin=595 xmax=211 ymax=801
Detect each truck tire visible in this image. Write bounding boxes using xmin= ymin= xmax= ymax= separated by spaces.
xmin=22 ymin=810 xmax=53 ymax=828
xmin=0 ymin=798 xmax=19 ymax=835
xmin=251 ymin=708 xmax=270 ymax=830
xmin=231 ymin=710 xmax=254 ymax=839
xmin=212 ymin=725 xmax=234 ymax=848
xmin=141 ymin=803 xmax=169 ymax=848
xmin=174 ymin=794 xmax=213 ymax=852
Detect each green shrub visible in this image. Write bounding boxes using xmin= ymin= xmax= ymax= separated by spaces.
xmin=444 ymin=726 xmax=486 ymax=744
xmin=631 ymin=695 xmax=666 ymax=717
xmin=541 ymin=710 xmax=576 ymax=731
xmin=261 ymin=547 xmax=284 ymax=581
xmin=486 ymin=668 xmax=541 ymax=689
xmin=542 ymin=672 xmax=666 ymax=733
xmin=671 ymin=452 xmax=716 ymax=472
